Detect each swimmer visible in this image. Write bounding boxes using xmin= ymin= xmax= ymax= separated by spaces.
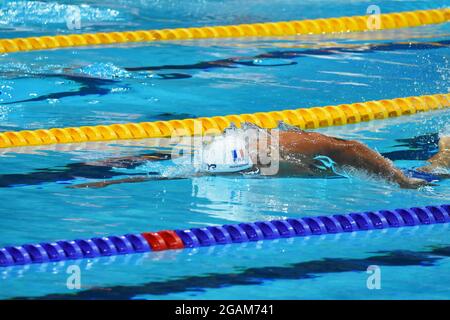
xmin=70 ymin=124 xmax=450 ymax=189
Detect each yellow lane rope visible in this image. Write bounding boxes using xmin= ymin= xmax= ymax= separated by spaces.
xmin=0 ymin=8 xmax=449 ymax=54
xmin=0 ymin=93 xmax=448 ymax=149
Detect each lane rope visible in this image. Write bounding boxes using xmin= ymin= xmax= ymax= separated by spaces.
xmin=0 ymin=93 xmax=449 ymax=149
xmin=0 ymin=8 xmax=449 ymax=54
xmin=1 ymin=204 xmax=448 ymax=267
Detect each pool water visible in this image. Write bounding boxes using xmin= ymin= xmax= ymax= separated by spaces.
xmin=0 ymin=0 xmax=449 ymax=299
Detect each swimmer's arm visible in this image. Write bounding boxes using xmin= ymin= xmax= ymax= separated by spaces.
xmin=85 ymin=153 xmax=172 ymax=168
xmin=68 ymin=175 xmax=186 ymax=189
xmin=68 ymin=176 xmax=151 ymax=188
xmin=331 ymin=140 xmax=430 ymax=188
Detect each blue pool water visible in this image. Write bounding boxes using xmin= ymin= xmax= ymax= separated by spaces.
xmin=0 ymin=0 xmax=449 ymax=299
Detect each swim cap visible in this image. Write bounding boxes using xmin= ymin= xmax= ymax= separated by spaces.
xmin=198 ymin=134 xmax=253 ymax=173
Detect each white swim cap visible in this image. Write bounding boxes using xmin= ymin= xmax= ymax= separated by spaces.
xmin=198 ymin=134 xmax=253 ymax=173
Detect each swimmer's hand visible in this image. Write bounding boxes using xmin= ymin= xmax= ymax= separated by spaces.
xmin=398 ymin=177 xmax=435 ymax=189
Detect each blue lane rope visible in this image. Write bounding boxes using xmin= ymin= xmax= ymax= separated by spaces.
xmin=0 ymin=204 xmax=449 ymax=267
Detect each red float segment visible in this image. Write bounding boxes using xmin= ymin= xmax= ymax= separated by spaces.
xmin=141 ymin=230 xmax=185 ymax=251
xmin=141 ymin=232 xmax=168 ymax=251
xmin=157 ymin=230 xmax=185 ymax=249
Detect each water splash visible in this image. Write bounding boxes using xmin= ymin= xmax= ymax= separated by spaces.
xmin=76 ymin=63 xmax=131 ymax=80
xmin=276 ymin=120 xmax=303 ymax=132
xmin=440 ymin=124 xmax=450 ymax=137
xmin=0 ymin=1 xmax=122 ymax=27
